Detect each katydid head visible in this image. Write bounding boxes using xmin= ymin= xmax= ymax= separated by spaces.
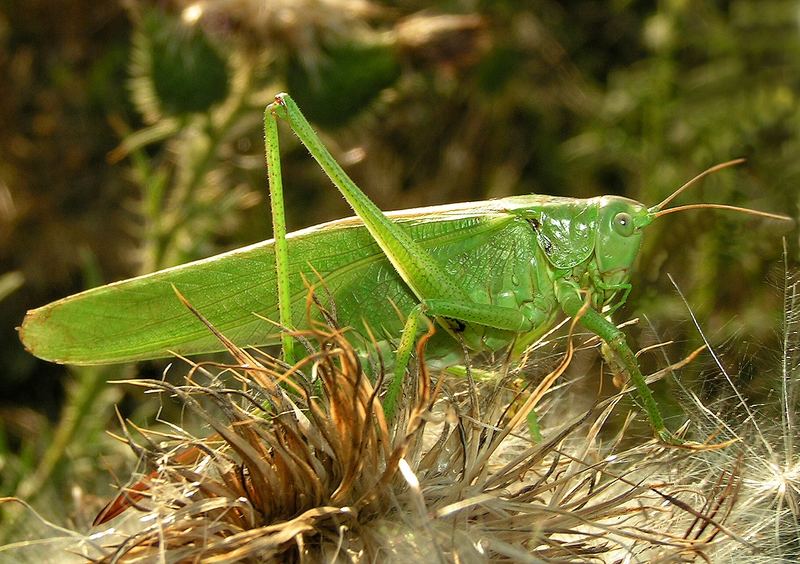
xmin=594 ymin=196 xmax=651 ymax=286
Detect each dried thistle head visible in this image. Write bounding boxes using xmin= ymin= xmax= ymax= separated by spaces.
xmin=77 ymin=311 xmax=763 ymax=563
xmin=87 ymin=321 xmax=436 ymax=561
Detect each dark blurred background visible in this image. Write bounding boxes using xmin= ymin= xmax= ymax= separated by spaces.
xmin=1 ymin=0 xmax=798 ymax=529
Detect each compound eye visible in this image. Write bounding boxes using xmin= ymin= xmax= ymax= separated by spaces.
xmin=612 ymin=212 xmax=635 ymax=236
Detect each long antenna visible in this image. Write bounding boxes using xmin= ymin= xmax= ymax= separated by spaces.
xmin=653 ymin=158 xmax=746 ymax=211
xmin=653 ymin=203 xmax=793 ymax=222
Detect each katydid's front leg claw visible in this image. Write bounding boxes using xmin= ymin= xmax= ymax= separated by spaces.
xmin=657 ymin=428 xmax=683 ymax=445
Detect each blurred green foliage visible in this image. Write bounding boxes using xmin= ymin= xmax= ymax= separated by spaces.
xmin=0 ymin=0 xmax=798 ymax=536
xmin=288 ymin=42 xmax=401 ymax=127
xmin=144 ymin=9 xmax=230 ymax=116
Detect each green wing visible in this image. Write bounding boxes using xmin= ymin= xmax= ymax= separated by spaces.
xmin=20 ymin=203 xmax=523 ymax=364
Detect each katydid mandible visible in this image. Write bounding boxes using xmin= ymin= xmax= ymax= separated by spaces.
xmin=19 ymin=93 xmax=791 ymax=443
